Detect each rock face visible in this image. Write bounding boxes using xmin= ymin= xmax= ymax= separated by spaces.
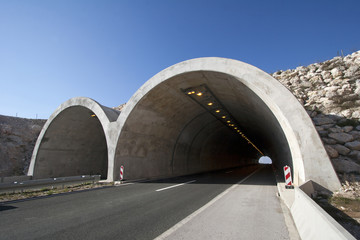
xmin=272 ymin=50 xmax=360 ymax=178
xmin=272 ymin=51 xmax=360 ymax=119
xmin=0 ymin=115 xmax=45 ymax=177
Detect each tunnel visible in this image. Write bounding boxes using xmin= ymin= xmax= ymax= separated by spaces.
xmin=29 ymin=58 xmax=340 ymax=191
xmin=114 ymin=57 xmax=340 ymax=190
xmin=28 ymin=97 xmax=120 ymax=180
xmin=114 ymin=71 xmax=291 ymax=180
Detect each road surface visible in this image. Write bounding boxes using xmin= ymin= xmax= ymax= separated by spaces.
xmin=0 ymin=165 xmax=292 ymax=239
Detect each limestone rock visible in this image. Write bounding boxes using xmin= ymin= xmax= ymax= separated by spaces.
xmin=343 ymin=126 xmax=354 ymax=133
xmin=348 ymin=151 xmax=360 ymax=162
xmin=328 ymin=127 xmax=343 ymax=133
xmin=345 ymin=141 xmax=360 ymax=151
xmin=322 ymin=138 xmax=337 ymax=145
xmin=273 ymin=50 xmax=360 ymax=118
xmin=313 ymin=117 xmax=334 ymax=126
xmin=331 ymin=157 xmax=360 ymax=174
xmin=325 ymin=145 xmax=339 ymax=158
xmin=349 ymin=131 xmax=360 ymax=140
xmin=332 ymin=144 xmax=351 ymax=155
xmin=328 ymin=132 xmax=354 ymax=144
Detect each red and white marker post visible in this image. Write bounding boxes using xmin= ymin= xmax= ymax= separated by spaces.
xmin=120 ymin=165 xmax=124 ymax=181
xmin=283 ymin=165 xmax=293 ymax=189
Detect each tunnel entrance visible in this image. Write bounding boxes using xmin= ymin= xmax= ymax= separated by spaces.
xmin=32 ymin=106 xmax=108 ymax=179
xmin=114 ymin=57 xmax=340 ymax=190
xmin=29 ymin=57 xmax=340 ymax=190
xmin=115 ymin=71 xmax=292 ymax=181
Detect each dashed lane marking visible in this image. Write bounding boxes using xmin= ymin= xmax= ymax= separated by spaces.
xmin=155 ymin=180 xmax=196 ymax=192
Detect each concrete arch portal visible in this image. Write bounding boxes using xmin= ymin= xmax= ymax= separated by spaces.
xmin=28 ymin=97 xmax=120 ymax=180
xmin=28 ymin=58 xmax=340 ymax=191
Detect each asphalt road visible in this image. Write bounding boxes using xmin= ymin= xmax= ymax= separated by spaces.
xmin=0 ymin=165 xmax=290 ymax=240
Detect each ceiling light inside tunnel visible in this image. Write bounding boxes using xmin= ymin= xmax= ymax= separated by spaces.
xmin=181 ymin=84 xmax=264 ymax=156
xmin=91 ymin=114 xmax=96 ymax=117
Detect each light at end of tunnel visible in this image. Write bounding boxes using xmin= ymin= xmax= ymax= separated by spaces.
xmin=259 ymin=156 xmax=272 ymax=164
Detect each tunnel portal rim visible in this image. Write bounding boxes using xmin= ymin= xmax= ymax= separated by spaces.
xmin=28 ymin=97 xmax=111 ymax=178
xmin=115 ymin=57 xmax=340 ymax=190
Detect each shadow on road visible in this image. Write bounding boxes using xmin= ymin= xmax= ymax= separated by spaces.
xmin=0 ymin=205 xmax=17 ymax=211
xmin=139 ymin=165 xmax=276 ymax=186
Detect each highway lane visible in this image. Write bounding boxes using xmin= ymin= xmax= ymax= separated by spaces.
xmin=0 ymin=165 xmax=288 ymax=239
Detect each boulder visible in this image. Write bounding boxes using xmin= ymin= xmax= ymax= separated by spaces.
xmin=312 ymin=117 xmax=334 ymax=126
xmin=325 ymin=145 xmax=339 ymax=158
xmin=348 ymin=151 xmax=360 ymax=162
xmin=349 ymin=131 xmax=360 ymax=140
xmin=328 ymin=127 xmax=343 ymax=133
xmin=331 ymin=68 xmax=343 ymax=78
xmin=332 ymin=144 xmax=351 ymax=155
xmin=331 ymin=157 xmax=360 ymax=174
xmin=343 ymin=126 xmax=354 ymax=133
xmin=322 ymin=138 xmax=337 ymax=145
xmin=328 ymin=132 xmax=354 ymax=144
xmin=345 ymin=141 xmax=360 ymax=151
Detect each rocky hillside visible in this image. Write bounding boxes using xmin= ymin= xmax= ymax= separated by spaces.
xmin=272 ymin=51 xmax=360 ymax=185
xmin=272 ymin=51 xmax=360 ymax=118
xmin=0 ymin=115 xmax=45 ymax=177
xmin=1 ymin=51 xmax=359 ymax=181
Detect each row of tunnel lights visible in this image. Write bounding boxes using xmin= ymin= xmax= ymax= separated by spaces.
xmin=186 ymin=87 xmax=264 ymax=156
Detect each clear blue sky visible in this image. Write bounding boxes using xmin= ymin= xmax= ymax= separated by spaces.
xmin=1 ymin=0 xmax=359 ymax=119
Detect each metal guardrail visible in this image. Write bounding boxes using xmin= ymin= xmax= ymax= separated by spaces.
xmin=0 ymin=175 xmax=101 ymax=194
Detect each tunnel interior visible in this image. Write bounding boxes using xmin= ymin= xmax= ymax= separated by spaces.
xmin=115 ymin=71 xmax=292 ymax=180
xmin=33 ymin=106 xmax=108 ymax=179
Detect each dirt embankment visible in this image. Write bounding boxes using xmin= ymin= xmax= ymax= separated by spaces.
xmin=0 ymin=115 xmax=45 ymax=177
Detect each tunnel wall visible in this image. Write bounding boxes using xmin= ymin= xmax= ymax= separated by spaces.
xmin=115 ymin=58 xmax=340 ymax=190
xmin=28 ymin=97 xmax=120 ymax=179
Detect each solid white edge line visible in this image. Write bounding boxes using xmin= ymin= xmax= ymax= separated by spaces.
xmin=154 ymin=167 xmax=262 ymax=240
xmin=155 ymin=180 xmax=197 ymax=192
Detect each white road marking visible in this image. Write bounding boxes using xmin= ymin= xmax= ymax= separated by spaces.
xmin=155 ymin=180 xmax=196 ymax=192
xmin=154 ymin=168 xmax=262 ymax=240
xmin=225 ymin=170 xmax=233 ymax=173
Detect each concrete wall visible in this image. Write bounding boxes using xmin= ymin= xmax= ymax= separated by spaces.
xmin=291 ymin=186 xmax=355 ymax=239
